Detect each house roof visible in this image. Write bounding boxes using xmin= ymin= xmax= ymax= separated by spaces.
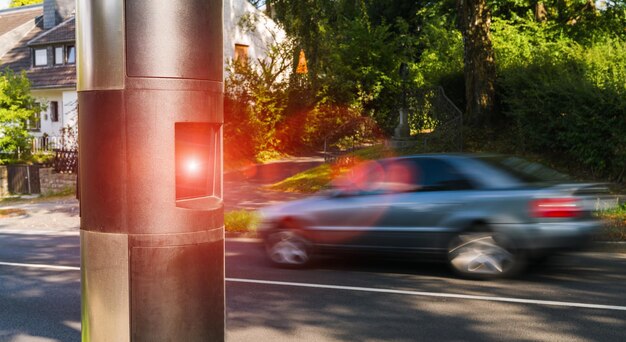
xmin=1 ymin=17 xmax=44 ymax=72
xmin=28 ymin=17 xmax=75 ymax=46
xmin=0 ymin=6 xmax=42 ymax=37
xmin=0 ymin=12 xmax=76 ymax=90
xmin=27 ymin=64 xmax=76 ymax=89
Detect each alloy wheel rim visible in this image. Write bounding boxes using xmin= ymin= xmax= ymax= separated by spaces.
xmin=449 ymin=234 xmax=514 ymax=275
xmin=269 ymin=233 xmax=309 ymax=265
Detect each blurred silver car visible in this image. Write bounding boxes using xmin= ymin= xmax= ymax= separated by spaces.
xmin=259 ymin=154 xmax=607 ymax=278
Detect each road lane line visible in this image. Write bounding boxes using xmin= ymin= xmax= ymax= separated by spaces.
xmin=226 ymin=278 xmax=626 ymax=312
xmin=0 ymin=261 xmax=79 ymax=271
xmin=3 ymin=261 xmax=625 ymax=312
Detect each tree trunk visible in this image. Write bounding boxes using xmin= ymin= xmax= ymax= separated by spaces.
xmin=457 ymin=0 xmax=496 ymax=124
xmin=535 ymin=1 xmax=547 ymax=22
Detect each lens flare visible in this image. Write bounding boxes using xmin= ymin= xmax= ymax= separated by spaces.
xmin=186 ymin=158 xmax=201 ymax=174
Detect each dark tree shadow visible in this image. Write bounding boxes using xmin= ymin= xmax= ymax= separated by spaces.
xmin=226 ymin=240 xmax=626 ymax=341
xmin=0 ymin=233 xmax=81 ymax=342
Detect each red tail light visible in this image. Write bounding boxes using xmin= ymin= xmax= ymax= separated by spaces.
xmin=531 ymin=198 xmax=582 ymax=218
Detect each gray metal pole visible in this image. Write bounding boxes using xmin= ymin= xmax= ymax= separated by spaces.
xmin=77 ymin=1 xmax=225 ymax=341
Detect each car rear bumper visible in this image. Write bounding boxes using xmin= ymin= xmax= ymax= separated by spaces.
xmin=502 ymin=220 xmax=601 ymax=252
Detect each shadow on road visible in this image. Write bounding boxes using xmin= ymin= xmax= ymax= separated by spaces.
xmin=226 ymin=239 xmax=626 ymax=341
xmin=0 ymin=234 xmax=81 ymax=342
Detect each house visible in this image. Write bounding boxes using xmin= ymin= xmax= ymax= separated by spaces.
xmin=0 ymin=1 xmax=76 ymax=149
xmin=0 ymin=0 xmax=285 ymax=148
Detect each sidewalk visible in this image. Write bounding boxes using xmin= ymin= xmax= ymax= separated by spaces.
xmin=0 ymin=197 xmax=79 ymax=235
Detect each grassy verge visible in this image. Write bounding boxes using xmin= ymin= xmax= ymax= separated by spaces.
xmin=268 ymin=144 xmax=400 ymax=193
xmin=224 ymin=209 xmax=260 ymax=234
xmin=268 ymin=163 xmax=333 ymax=193
xmin=597 ymin=204 xmax=626 ymax=242
xmin=0 ymin=208 xmax=27 ymax=217
xmin=41 ymin=187 xmax=76 ymax=198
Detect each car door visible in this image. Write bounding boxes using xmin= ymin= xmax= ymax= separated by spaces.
xmin=308 ymin=157 xmax=474 ymax=252
xmin=307 ymin=160 xmax=396 ymax=249
xmin=360 ymin=157 xmax=475 ymax=251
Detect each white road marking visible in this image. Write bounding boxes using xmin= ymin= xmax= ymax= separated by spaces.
xmin=226 ymin=278 xmax=626 ymax=312
xmin=3 ymin=261 xmax=626 ymax=312
xmin=0 ymin=261 xmax=79 ymax=271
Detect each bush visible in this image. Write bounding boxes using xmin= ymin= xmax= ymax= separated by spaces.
xmin=0 ymin=69 xmax=44 ymax=163
xmin=493 ymin=19 xmax=626 ymax=181
xmin=224 ymin=210 xmax=260 ymax=233
xmin=31 ymin=151 xmax=55 ymax=165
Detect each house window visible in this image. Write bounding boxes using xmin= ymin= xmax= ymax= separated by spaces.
xmin=54 ymin=47 xmax=64 ymax=65
xmin=27 ymin=112 xmax=41 ymax=131
xmin=50 ymin=101 xmax=59 ymax=122
xmin=66 ymin=45 xmax=76 ymax=64
xmin=34 ymin=48 xmax=47 ymax=66
xmin=234 ymin=44 xmax=249 ymax=64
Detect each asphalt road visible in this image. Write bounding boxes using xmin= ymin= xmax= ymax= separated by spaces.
xmin=1 ymin=227 xmax=625 ymax=341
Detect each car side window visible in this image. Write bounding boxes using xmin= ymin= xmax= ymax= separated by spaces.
xmin=410 ymin=158 xmax=474 ymax=191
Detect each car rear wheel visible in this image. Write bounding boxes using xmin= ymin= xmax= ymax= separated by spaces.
xmin=448 ymin=232 xmax=522 ymax=279
xmin=265 ymin=230 xmax=311 ymax=268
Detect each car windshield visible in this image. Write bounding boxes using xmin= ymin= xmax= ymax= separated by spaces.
xmin=476 ymin=155 xmax=570 ymax=184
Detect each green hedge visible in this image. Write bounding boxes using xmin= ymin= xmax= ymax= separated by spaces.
xmin=493 ymin=19 xmax=626 ymax=181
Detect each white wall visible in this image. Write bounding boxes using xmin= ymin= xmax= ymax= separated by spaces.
xmin=31 ymin=88 xmax=76 ymax=138
xmin=223 ymin=0 xmax=286 ymax=71
xmin=62 ymin=90 xmax=78 ymax=129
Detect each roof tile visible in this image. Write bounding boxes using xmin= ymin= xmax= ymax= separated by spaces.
xmin=28 ymin=17 xmax=75 ymax=46
xmin=0 ymin=14 xmax=76 ymax=90
xmin=0 ymin=7 xmax=42 ymax=37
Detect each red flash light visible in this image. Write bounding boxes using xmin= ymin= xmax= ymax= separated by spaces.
xmin=185 ymin=158 xmax=201 ymax=175
xmin=175 ymin=123 xmax=218 ymax=201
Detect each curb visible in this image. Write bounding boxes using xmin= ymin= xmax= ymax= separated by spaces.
xmin=589 ymin=242 xmax=626 ymax=253
xmin=225 ymin=232 xmax=259 ymax=239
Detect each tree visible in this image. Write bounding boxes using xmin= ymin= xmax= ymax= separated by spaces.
xmin=0 ymin=69 xmax=43 ymax=162
xmin=9 ymin=0 xmax=42 ymax=7
xmin=457 ymin=0 xmax=497 ymax=124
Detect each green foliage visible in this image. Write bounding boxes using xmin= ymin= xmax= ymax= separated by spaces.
xmin=253 ymin=1 xmax=626 ymax=186
xmin=224 ymin=36 xmax=293 ymax=164
xmin=597 ymin=202 xmax=626 ymax=241
xmin=493 ymin=18 xmax=626 ymax=181
xmin=224 ymin=210 xmax=260 ymax=233
xmin=0 ymin=69 xmax=42 ymax=164
xmin=31 ymin=151 xmax=55 ymax=164
xmin=9 ymin=0 xmax=42 ymax=7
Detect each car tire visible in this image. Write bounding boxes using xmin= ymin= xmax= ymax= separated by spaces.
xmin=447 ymin=229 xmax=524 ymax=279
xmin=265 ymin=230 xmax=312 ymax=268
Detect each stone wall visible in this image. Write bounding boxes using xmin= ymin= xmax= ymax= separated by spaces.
xmin=39 ymin=167 xmax=76 ymax=195
xmin=0 ymin=166 xmax=8 ymax=198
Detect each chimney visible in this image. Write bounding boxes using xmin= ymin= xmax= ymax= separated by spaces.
xmin=43 ymin=0 xmax=57 ymax=29
xmin=43 ymin=0 xmax=75 ymax=30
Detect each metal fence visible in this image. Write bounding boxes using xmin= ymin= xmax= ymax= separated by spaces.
xmin=423 ymin=86 xmax=463 ymax=152
xmin=53 ymin=149 xmax=78 ymax=174
xmin=31 ymin=136 xmax=67 ymax=153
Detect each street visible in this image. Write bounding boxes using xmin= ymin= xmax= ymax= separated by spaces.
xmin=1 ymin=218 xmax=625 ymax=341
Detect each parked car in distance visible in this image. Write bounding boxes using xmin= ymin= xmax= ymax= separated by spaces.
xmin=258 ymin=154 xmax=608 ymax=278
